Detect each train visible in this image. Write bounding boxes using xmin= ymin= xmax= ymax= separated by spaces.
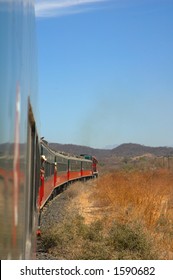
xmin=38 ymin=140 xmax=98 ymax=233
xmin=0 ymin=0 xmax=98 ymax=259
xmin=39 ymin=140 xmax=98 ymax=210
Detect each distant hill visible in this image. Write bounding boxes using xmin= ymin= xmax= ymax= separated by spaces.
xmin=111 ymin=143 xmax=173 ymax=157
xmin=103 ymin=144 xmax=119 ymax=149
xmin=49 ymin=142 xmax=173 ymax=160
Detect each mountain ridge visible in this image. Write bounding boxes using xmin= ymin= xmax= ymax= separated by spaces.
xmin=49 ymin=142 xmax=173 ymax=160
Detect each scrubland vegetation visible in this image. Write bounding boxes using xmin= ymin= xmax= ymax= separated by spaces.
xmin=39 ymin=168 xmax=173 ymax=260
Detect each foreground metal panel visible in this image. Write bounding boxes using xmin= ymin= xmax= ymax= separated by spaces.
xmin=0 ymin=0 xmax=39 ymax=259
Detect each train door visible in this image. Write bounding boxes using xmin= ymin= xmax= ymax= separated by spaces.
xmin=24 ymin=102 xmax=40 ymax=259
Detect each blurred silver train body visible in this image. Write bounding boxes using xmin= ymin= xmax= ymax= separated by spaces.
xmin=0 ymin=0 xmax=40 ymax=259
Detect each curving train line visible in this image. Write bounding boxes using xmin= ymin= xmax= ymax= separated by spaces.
xmin=37 ymin=140 xmax=98 ymax=234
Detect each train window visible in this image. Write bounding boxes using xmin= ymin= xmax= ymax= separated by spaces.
xmin=44 ymin=161 xmax=49 ymax=179
xmin=82 ymin=161 xmax=92 ymax=170
xmin=51 ymin=163 xmax=54 ymax=175
xmin=57 ymin=162 xmax=68 ymax=173
xmin=44 ymin=161 xmax=54 ymax=179
xmin=70 ymin=160 xmax=81 ymax=171
xmin=56 ymin=155 xmax=68 ymax=173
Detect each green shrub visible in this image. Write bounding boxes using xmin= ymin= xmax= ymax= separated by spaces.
xmin=40 ymin=214 xmax=157 ymax=260
xmin=107 ymin=221 xmax=157 ymax=259
xmin=83 ymin=220 xmax=103 ymax=242
xmin=41 ymin=229 xmax=58 ymax=251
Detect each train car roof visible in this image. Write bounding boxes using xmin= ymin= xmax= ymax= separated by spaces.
xmin=40 ymin=140 xmax=92 ymax=161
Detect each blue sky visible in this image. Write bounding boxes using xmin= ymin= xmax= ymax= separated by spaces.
xmin=35 ymin=0 xmax=173 ymax=149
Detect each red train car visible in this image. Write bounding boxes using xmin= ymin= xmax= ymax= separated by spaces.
xmin=80 ymin=154 xmax=99 ymax=177
xmin=38 ymin=141 xmax=98 ymax=209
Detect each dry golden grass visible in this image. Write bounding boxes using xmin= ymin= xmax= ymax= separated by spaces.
xmin=39 ymin=168 xmax=173 ymax=260
xmin=91 ymin=169 xmax=173 ymax=259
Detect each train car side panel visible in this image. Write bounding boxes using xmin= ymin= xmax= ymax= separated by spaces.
xmin=54 ymin=154 xmax=68 ymax=187
xmin=68 ymin=158 xmax=82 ymax=181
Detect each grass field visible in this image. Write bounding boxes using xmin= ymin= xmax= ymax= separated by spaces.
xmin=40 ymin=168 xmax=173 ymax=259
xmin=94 ymin=169 xmax=173 ymax=258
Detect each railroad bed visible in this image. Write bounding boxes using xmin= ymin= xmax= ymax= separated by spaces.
xmin=36 ymin=179 xmax=97 ymax=260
